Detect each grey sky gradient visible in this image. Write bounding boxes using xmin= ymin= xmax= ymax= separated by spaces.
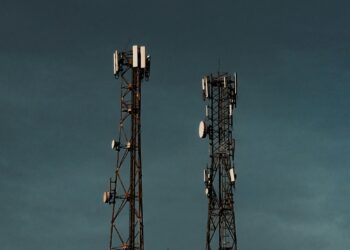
xmin=1 ymin=0 xmax=350 ymax=249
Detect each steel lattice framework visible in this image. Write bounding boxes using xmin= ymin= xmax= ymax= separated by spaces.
xmin=199 ymin=72 xmax=238 ymax=250
xmin=103 ymin=45 xmax=150 ymax=250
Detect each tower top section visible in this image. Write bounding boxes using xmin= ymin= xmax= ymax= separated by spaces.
xmin=113 ymin=45 xmax=151 ymax=80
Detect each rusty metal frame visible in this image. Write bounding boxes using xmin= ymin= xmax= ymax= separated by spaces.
xmin=202 ymin=73 xmax=238 ymax=250
xmin=106 ymin=47 xmax=150 ymax=250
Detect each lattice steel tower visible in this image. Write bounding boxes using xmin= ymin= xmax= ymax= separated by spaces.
xmin=198 ymin=72 xmax=238 ymax=250
xmin=103 ymin=45 xmax=150 ymax=250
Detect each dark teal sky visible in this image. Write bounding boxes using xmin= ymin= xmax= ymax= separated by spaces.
xmin=1 ymin=0 xmax=350 ymax=249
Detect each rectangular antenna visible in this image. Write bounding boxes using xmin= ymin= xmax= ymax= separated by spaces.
xmin=132 ymin=45 xmax=138 ymax=68
xmin=234 ymin=72 xmax=237 ymax=95
xmin=113 ymin=50 xmax=118 ymax=75
xmin=205 ymin=77 xmax=209 ymax=98
xmin=140 ymin=46 xmax=146 ymax=69
xmin=229 ymin=168 xmax=235 ymax=183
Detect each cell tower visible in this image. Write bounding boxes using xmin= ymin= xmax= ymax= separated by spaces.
xmin=103 ymin=45 xmax=151 ymax=250
xmin=198 ymin=72 xmax=238 ymax=250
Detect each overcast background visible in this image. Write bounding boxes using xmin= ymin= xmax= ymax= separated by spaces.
xmin=1 ymin=0 xmax=350 ymax=249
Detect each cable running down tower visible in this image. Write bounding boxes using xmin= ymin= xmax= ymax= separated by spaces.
xmin=198 ymin=72 xmax=238 ymax=250
xmin=103 ymin=45 xmax=151 ymax=250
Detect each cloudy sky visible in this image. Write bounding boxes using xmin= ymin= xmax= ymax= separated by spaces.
xmin=1 ymin=0 xmax=350 ymax=249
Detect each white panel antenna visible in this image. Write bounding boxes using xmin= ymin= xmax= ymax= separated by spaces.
xmin=203 ymin=169 xmax=207 ymax=182
xmin=234 ymin=72 xmax=237 ymax=95
xmin=205 ymin=77 xmax=209 ymax=98
xmin=113 ymin=50 xmax=118 ymax=75
xmin=132 ymin=45 xmax=138 ymax=68
xmin=140 ymin=46 xmax=146 ymax=69
xmin=229 ymin=168 xmax=235 ymax=183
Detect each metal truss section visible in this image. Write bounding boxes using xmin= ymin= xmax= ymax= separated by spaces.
xmin=199 ymin=72 xmax=238 ymax=250
xmin=104 ymin=45 xmax=150 ymax=250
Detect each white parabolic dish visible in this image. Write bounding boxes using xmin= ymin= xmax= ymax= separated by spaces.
xmin=103 ymin=191 xmax=110 ymax=203
xmin=198 ymin=121 xmax=207 ymax=138
xmin=111 ymin=140 xmax=117 ymax=150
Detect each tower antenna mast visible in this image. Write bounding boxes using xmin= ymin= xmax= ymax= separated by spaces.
xmin=198 ymin=72 xmax=238 ymax=250
xmin=103 ymin=45 xmax=151 ymax=250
